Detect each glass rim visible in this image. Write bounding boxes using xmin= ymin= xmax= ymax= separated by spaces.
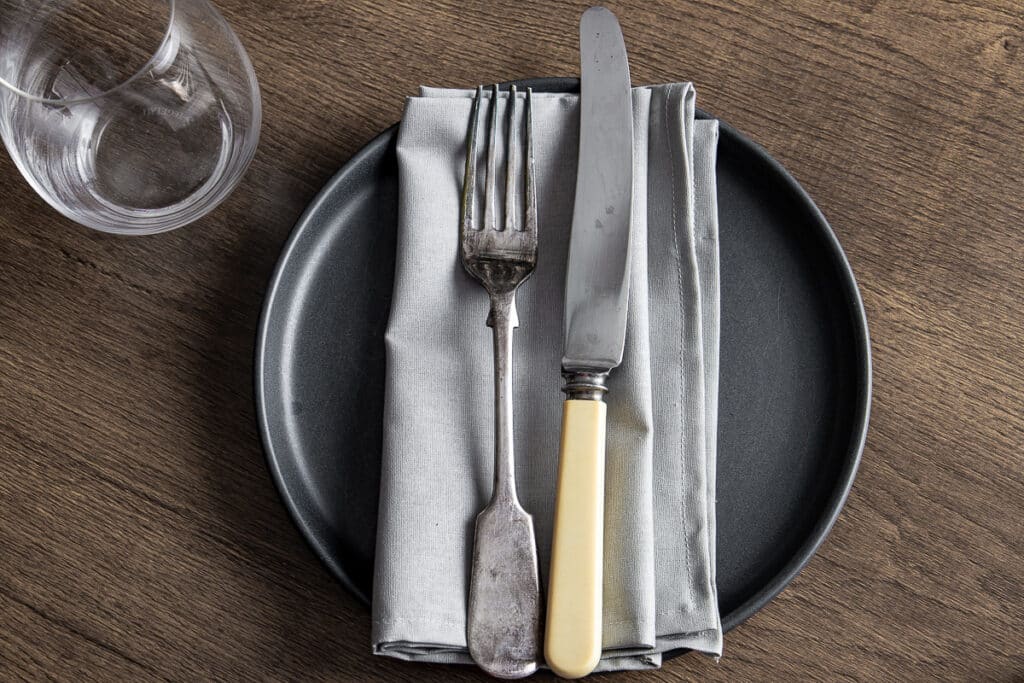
xmin=0 ymin=0 xmax=178 ymax=106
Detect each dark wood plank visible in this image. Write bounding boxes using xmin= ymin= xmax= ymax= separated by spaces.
xmin=1 ymin=0 xmax=1021 ymax=680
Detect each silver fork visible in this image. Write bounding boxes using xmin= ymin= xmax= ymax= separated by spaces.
xmin=461 ymin=84 xmax=541 ymax=679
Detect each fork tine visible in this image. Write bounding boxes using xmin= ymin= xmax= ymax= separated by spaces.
xmin=484 ymin=84 xmax=500 ymax=232
xmin=523 ymin=87 xmax=537 ymax=236
xmin=461 ymin=86 xmax=484 ymax=237
xmin=504 ymin=85 xmax=519 ymax=232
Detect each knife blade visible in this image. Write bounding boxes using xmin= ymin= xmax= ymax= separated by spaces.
xmin=544 ymin=6 xmax=633 ymax=680
xmin=562 ymin=6 xmax=634 ymax=374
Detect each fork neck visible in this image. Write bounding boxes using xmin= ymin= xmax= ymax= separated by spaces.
xmin=486 ymin=289 xmax=521 ymax=504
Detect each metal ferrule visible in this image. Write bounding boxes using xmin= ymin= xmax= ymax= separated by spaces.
xmin=561 ymin=370 xmax=609 ymax=401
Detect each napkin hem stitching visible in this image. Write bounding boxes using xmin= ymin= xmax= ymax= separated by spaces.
xmin=664 ymin=85 xmax=694 ymax=589
xmin=372 ymin=616 xmax=465 ymax=627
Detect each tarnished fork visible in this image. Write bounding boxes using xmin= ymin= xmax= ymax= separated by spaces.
xmin=460 ymin=84 xmax=541 ymax=679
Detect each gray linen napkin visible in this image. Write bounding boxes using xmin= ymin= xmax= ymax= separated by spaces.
xmin=372 ymin=83 xmax=722 ymax=671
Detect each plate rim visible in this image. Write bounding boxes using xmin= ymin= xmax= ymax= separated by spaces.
xmin=255 ymin=77 xmax=872 ymax=640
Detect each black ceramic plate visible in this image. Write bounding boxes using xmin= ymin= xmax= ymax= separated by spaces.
xmin=256 ymin=79 xmax=871 ymax=649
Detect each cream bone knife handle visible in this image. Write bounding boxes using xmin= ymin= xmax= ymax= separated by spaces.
xmin=545 ymin=372 xmax=608 ymax=679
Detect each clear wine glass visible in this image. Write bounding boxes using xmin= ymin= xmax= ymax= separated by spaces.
xmin=0 ymin=0 xmax=261 ymax=234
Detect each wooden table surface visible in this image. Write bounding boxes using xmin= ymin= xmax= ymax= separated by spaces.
xmin=2 ymin=1 xmax=1021 ymax=680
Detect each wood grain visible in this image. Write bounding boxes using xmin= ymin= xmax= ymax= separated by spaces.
xmin=1 ymin=0 xmax=1022 ymax=680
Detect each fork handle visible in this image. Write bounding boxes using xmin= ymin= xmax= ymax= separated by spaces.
xmin=545 ymin=398 xmax=605 ymax=679
xmin=466 ymin=290 xmax=542 ymax=679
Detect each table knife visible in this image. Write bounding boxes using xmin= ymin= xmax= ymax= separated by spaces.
xmin=544 ymin=6 xmax=634 ymax=679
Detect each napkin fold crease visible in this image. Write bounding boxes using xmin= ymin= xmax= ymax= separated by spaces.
xmin=372 ymin=82 xmax=722 ymax=672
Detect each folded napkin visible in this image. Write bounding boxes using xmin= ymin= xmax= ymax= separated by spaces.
xmin=372 ymin=83 xmax=722 ymax=671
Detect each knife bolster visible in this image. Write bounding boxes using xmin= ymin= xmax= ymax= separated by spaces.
xmin=561 ymin=370 xmax=609 ymax=401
